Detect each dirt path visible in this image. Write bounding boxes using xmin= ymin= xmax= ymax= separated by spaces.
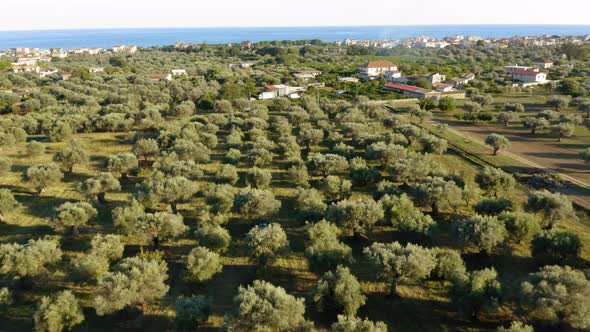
xmin=429 ymin=115 xmax=590 ymax=209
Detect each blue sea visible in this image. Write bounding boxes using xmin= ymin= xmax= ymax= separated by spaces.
xmin=0 ymin=25 xmax=590 ymax=49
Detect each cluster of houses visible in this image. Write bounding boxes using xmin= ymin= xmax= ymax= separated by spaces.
xmin=341 ymin=34 xmax=590 ymax=50
xmin=355 ymin=60 xmax=472 ymax=100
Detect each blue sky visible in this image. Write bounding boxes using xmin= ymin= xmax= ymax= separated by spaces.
xmin=0 ymin=0 xmax=589 ymax=31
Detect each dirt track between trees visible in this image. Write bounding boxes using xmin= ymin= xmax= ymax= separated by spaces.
xmin=430 ymin=115 xmax=590 ymax=209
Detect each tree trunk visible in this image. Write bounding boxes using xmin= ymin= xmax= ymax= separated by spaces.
xmin=68 ymin=165 xmax=73 ymax=173
xmin=97 ymin=192 xmax=106 ymax=204
xmin=70 ymin=226 xmax=79 ymax=236
xmin=171 ymin=202 xmax=178 ymax=214
xmin=389 ymin=279 xmax=398 ymax=298
xmin=152 ymin=236 xmax=160 ymax=250
xmin=431 ymin=201 xmax=439 ymax=216
xmin=121 ymin=172 xmax=128 ymax=181
xmin=493 ymin=148 xmax=498 ymax=156
xmin=37 ymin=188 xmax=44 ymax=195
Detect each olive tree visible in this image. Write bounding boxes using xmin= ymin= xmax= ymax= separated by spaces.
xmin=496 ymin=112 xmax=519 ymax=127
xmin=138 ymin=176 xmax=198 ymax=213
xmin=485 ymin=134 xmax=510 ymax=155
xmin=531 ymin=229 xmax=580 ymax=263
xmin=25 ymin=163 xmax=64 ymax=195
xmin=306 ymin=153 xmax=349 ymax=177
xmin=475 ymin=167 xmax=515 ymax=197
xmin=246 ymin=223 xmax=290 ymax=267
xmin=106 ymin=152 xmax=138 ymax=180
xmin=53 ymin=140 xmax=88 ymax=173
xmin=580 ymin=147 xmax=590 ymax=163
xmin=546 ymin=95 xmax=570 ymax=112
xmin=520 ymin=265 xmax=590 ymax=329
xmin=331 ymin=315 xmax=387 ymax=332
xmin=186 ymin=246 xmax=223 ymax=282
xmin=194 ymin=222 xmax=231 ymax=253
xmin=94 ymin=256 xmax=169 ymax=315
xmin=432 ymin=248 xmax=467 ymax=281
xmin=0 ymin=189 xmax=19 ymax=222
xmin=233 ymin=188 xmax=281 ymax=219
xmin=523 ymin=117 xmax=550 ymax=134
xmin=0 ymin=237 xmax=62 ymax=286
xmin=411 ymin=176 xmax=462 ymax=215
xmin=294 ymin=187 xmax=326 ymax=220
xmin=526 ymin=190 xmax=577 ymax=228
xmin=381 ymin=194 xmax=435 ymax=235
xmin=363 ymin=242 xmax=436 ymax=297
xmin=26 ymin=141 xmax=45 ymax=159
xmin=452 ymin=268 xmax=502 ymax=320
xmin=244 ymin=167 xmax=272 ymax=189
xmin=173 ymin=295 xmax=211 ymax=331
xmin=133 ymin=138 xmax=159 ymax=162
xmin=452 ymin=215 xmax=506 ymax=254
xmin=498 ymin=212 xmax=540 ymax=243
xmin=305 ymin=220 xmax=352 ymax=269
xmin=496 ymin=322 xmax=533 ymax=332
xmin=225 ymin=280 xmax=311 ymax=331
xmin=551 ymin=123 xmax=575 ymax=142
xmin=51 ymin=201 xmax=98 ymax=235
xmin=80 ymin=172 xmax=121 ymax=203
xmin=131 ymin=211 xmax=188 ymax=249
xmin=34 ymin=290 xmax=84 ymax=332
xmin=326 ymin=199 xmax=384 ymax=237
xmin=314 ymin=265 xmax=366 ymax=317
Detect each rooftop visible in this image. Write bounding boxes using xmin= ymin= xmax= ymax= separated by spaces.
xmin=383 ymin=82 xmax=432 ymax=94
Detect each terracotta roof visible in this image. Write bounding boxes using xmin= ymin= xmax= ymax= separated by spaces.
xmin=383 ymin=83 xmax=432 ymax=94
xmin=149 ymin=74 xmax=170 ymax=79
xmin=533 ymin=58 xmax=552 ymax=63
xmin=360 ymin=60 xmax=397 ymax=69
xmin=512 ymin=69 xmax=544 ymax=76
xmin=265 ymin=85 xmax=278 ymax=90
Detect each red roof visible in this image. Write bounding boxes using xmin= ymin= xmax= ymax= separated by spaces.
xmin=265 ymin=85 xmax=278 ymax=90
xmin=512 ymin=69 xmax=543 ymax=76
xmin=383 ymin=83 xmax=431 ymax=94
xmin=360 ymin=60 xmax=397 ymax=69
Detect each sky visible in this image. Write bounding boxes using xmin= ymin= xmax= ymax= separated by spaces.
xmin=1 ymin=0 xmax=589 ymax=31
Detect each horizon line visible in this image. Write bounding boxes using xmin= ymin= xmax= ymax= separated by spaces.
xmin=2 ymin=23 xmax=590 ymax=34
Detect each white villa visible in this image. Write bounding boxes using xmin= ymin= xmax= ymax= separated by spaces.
xmin=171 ymin=69 xmax=187 ymax=76
xmin=512 ymin=69 xmax=547 ymax=83
xmin=358 ymin=60 xmax=399 ymax=79
xmin=258 ymin=85 xmax=305 ymax=100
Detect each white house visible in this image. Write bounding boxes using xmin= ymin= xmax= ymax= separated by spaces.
xmin=293 ymin=70 xmax=322 ymax=81
xmin=39 ymin=68 xmax=59 ymax=77
xmin=89 ymin=67 xmax=104 ymax=73
xmin=112 ymin=45 xmax=138 ymax=54
xmin=427 ymin=73 xmax=447 ymax=84
xmin=358 ymin=60 xmax=398 ymax=79
xmin=532 ymin=58 xmax=554 ymax=69
xmin=171 ymin=69 xmax=187 ymax=76
xmin=512 ymin=69 xmax=547 ymax=83
xmin=258 ymin=85 xmax=304 ymax=100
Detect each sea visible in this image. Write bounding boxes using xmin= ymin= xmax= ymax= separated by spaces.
xmin=0 ymin=25 xmax=590 ymax=49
